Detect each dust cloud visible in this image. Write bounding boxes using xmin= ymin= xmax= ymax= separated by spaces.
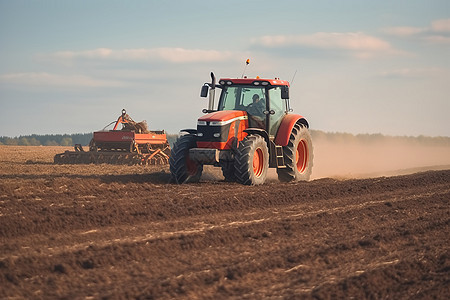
xmin=310 ymin=132 xmax=450 ymax=179
xmin=201 ymin=132 xmax=450 ymax=181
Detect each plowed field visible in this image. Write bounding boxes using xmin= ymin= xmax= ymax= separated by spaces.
xmin=0 ymin=146 xmax=449 ymax=299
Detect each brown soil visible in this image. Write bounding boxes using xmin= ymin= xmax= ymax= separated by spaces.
xmin=0 ymin=146 xmax=449 ymax=299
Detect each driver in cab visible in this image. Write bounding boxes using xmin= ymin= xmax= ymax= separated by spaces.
xmin=246 ymin=93 xmax=266 ymax=128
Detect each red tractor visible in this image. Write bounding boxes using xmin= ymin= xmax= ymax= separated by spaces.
xmin=170 ymin=73 xmax=313 ymax=185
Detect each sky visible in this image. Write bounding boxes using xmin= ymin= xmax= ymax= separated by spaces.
xmin=0 ymin=0 xmax=449 ymax=138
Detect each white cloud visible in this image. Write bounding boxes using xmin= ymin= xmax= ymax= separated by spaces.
xmin=54 ymin=48 xmax=113 ymax=60
xmin=431 ymin=19 xmax=450 ymax=33
xmin=255 ymin=32 xmax=389 ymax=50
xmin=383 ymin=19 xmax=450 ymax=45
xmin=49 ymin=47 xmax=237 ymax=63
xmin=0 ymin=72 xmax=124 ymax=88
xmin=424 ymin=35 xmax=450 ymax=45
xmin=379 ymin=67 xmax=447 ymax=79
xmin=381 ymin=26 xmax=426 ymax=37
xmin=252 ymin=32 xmax=404 ymax=59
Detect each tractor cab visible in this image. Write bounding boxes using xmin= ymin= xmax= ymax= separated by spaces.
xmin=201 ymin=76 xmax=290 ymax=137
xmin=214 ymin=78 xmax=290 ymax=137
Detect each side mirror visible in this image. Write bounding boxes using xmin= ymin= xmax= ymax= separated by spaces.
xmin=200 ymin=85 xmax=209 ymax=98
xmin=281 ymin=86 xmax=289 ymax=99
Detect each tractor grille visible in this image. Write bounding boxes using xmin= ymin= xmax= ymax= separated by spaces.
xmin=196 ymin=123 xmax=231 ymax=143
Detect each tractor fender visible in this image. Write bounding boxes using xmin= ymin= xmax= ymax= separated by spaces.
xmin=274 ymin=114 xmax=309 ymax=146
xmin=180 ymin=129 xmax=197 ymax=135
xmin=243 ymin=128 xmax=270 ymax=148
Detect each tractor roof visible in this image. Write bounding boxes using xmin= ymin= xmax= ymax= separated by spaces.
xmin=219 ymin=77 xmax=290 ymax=87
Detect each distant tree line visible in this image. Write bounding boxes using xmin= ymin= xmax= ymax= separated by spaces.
xmin=1 ymin=131 xmax=449 ymax=147
xmin=0 ymin=133 xmax=93 ymax=146
xmin=0 ymin=133 xmax=178 ymax=147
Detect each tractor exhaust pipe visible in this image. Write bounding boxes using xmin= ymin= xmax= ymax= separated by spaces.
xmin=200 ymin=72 xmax=216 ymax=113
xmin=208 ymin=72 xmax=216 ymax=111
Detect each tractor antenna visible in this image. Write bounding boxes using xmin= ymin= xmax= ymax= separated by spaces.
xmin=241 ymin=59 xmax=250 ymax=78
xmin=290 ymin=69 xmax=298 ymax=86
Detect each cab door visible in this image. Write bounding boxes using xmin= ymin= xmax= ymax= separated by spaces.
xmin=267 ymin=87 xmax=286 ymax=137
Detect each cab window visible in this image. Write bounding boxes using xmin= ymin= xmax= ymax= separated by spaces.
xmin=219 ymin=86 xmax=266 ymax=110
xmin=268 ymin=87 xmax=286 ymax=136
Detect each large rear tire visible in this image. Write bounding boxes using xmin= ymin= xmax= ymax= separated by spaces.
xmin=234 ymin=135 xmax=269 ymax=185
xmin=277 ymin=124 xmax=313 ymax=182
xmin=169 ymin=135 xmax=203 ymax=184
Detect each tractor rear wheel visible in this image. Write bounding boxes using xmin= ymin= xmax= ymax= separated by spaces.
xmin=169 ymin=134 xmax=203 ymax=183
xmin=234 ymin=135 xmax=269 ymax=185
xmin=277 ymin=124 xmax=313 ymax=182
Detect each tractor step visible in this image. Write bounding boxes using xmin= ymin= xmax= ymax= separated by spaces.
xmin=275 ymin=145 xmax=285 ymax=168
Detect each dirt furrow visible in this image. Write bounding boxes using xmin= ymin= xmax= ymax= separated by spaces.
xmin=1 ymin=184 xmax=447 ymax=261
xmin=1 ymin=146 xmax=449 ymax=300
xmin=1 ymin=179 xmax=448 ymax=298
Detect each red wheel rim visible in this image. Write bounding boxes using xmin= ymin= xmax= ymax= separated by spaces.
xmin=296 ymin=139 xmax=308 ymax=173
xmin=253 ymin=148 xmax=264 ymax=177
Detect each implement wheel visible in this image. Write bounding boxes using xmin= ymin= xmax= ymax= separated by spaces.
xmin=277 ymin=124 xmax=314 ymax=182
xmin=234 ymin=135 xmax=269 ymax=185
xmin=169 ymin=134 xmax=203 ymax=183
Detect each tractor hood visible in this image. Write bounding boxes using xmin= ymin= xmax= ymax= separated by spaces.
xmin=198 ymin=110 xmax=248 ymax=126
xmin=196 ymin=110 xmax=249 ymax=150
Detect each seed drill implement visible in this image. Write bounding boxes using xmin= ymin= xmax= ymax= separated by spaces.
xmin=54 ymin=109 xmax=170 ymax=165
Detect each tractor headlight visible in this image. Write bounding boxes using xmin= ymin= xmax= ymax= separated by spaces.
xmin=197 ymin=120 xmax=207 ymax=126
xmin=210 ymin=121 xmax=223 ymax=126
xmin=213 ymin=133 xmax=220 ymax=138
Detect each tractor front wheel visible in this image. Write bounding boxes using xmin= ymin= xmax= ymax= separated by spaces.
xmin=234 ymin=135 xmax=269 ymax=185
xmin=169 ymin=134 xmax=203 ymax=183
xmin=221 ymin=162 xmax=236 ymax=182
xmin=277 ymin=124 xmax=313 ymax=182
